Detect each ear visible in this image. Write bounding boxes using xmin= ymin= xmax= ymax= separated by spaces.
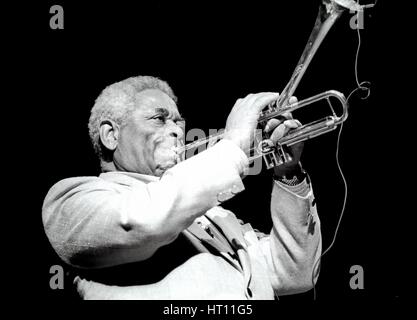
xmin=99 ymin=120 xmax=120 ymax=152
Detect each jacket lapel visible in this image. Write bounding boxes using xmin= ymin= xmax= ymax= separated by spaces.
xmin=185 ymin=207 xmax=253 ymax=295
xmin=205 ymin=208 xmax=253 ymax=291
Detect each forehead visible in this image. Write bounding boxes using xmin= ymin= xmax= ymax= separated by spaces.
xmin=133 ymin=89 xmax=179 ymax=115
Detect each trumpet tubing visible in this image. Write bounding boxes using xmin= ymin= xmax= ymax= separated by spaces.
xmin=177 ymin=90 xmax=348 ymax=168
xmin=178 ymin=0 xmax=364 ymax=169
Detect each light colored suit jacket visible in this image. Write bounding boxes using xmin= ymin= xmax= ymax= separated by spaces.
xmin=42 ymin=140 xmax=321 ymax=299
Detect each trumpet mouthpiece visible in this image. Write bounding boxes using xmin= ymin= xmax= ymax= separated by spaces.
xmin=172 ymin=146 xmax=185 ymax=154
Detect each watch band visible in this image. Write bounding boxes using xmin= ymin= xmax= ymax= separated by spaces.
xmin=274 ymin=162 xmax=307 ymax=186
xmin=278 ymin=174 xmax=302 ymax=186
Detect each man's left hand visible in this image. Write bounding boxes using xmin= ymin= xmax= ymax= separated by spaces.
xmin=263 ymin=96 xmax=304 ymax=178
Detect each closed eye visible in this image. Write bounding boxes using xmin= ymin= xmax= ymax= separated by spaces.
xmin=152 ymin=114 xmax=166 ymax=123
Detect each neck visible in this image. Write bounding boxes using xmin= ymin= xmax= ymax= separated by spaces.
xmin=101 ymin=160 xmax=117 ymax=173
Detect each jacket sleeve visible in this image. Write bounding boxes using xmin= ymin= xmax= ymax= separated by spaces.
xmin=258 ymin=179 xmax=322 ymax=295
xmin=42 ymin=140 xmax=248 ymax=269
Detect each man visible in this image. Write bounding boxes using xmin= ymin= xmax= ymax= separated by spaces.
xmin=42 ymin=75 xmax=321 ymax=300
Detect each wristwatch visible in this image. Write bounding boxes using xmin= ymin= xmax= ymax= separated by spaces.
xmin=274 ymin=163 xmax=307 ymax=186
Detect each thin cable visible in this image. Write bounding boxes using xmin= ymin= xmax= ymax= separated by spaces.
xmin=312 ymin=120 xmax=348 ymax=299
xmin=354 ymin=15 xmax=362 ymax=88
xmin=354 ymin=3 xmax=372 ymax=99
xmin=311 ymin=82 xmax=366 ymax=300
xmin=311 ymin=0 xmax=374 ymax=299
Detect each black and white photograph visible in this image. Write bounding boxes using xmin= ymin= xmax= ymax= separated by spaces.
xmin=9 ymin=0 xmax=402 ymax=316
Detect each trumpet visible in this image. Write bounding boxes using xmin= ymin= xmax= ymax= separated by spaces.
xmin=176 ymin=0 xmax=365 ymax=169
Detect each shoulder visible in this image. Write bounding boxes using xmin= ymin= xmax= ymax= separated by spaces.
xmin=48 ymin=175 xmax=106 ymax=194
xmin=43 ymin=175 xmax=119 ymax=206
xmin=44 ymin=171 xmax=151 ymax=203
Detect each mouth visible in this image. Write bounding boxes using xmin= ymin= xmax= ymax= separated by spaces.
xmin=171 ymin=145 xmax=185 ymax=162
xmin=153 ymin=141 xmax=184 ymax=175
xmin=156 ymin=147 xmax=179 ymax=172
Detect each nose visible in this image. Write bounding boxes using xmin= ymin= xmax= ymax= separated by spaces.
xmin=167 ymin=120 xmax=184 ymax=140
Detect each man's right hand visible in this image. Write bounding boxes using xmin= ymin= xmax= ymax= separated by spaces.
xmin=223 ymin=92 xmax=279 ymax=153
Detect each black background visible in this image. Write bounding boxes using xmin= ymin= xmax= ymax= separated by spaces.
xmin=8 ymin=0 xmax=402 ymax=311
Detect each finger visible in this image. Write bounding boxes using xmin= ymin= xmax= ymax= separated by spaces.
xmin=243 ymin=92 xmax=276 ymax=105
xmin=269 ymin=123 xmax=290 ymax=144
xmin=283 ymin=119 xmax=301 ymax=129
xmin=265 ymin=113 xmax=297 ymax=132
xmin=250 ymin=92 xmax=280 ymax=112
xmin=288 ymin=96 xmax=298 ymax=105
xmin=269 ymin=120 xmax=302 ymax=144
xmin=233 ymin=92 xmax=275 ymax=113
xmin=254 ymin=92 xmax=279 ymax=103
xmin=264 ymin=118 xmax=281 ymax=133
xmin=242 ymin=93 xmax=255 ymax=102
xmin=294 ymin=119 xmax=302 ymax=127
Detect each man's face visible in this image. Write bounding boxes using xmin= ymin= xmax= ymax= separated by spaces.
xmin=114 ymin=89 xmax=185 ymax=176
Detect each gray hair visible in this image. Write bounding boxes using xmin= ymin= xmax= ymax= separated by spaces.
xmin=88 ymin=75 xmax=177 ymax=160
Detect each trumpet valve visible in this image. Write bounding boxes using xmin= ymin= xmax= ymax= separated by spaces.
xmin=258 ymin=139 xmax=274 ymax=153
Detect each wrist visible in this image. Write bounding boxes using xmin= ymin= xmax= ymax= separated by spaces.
xmin=273 ymin=162 xmax=302 ymax=178
xmin=217 ymin=139 xmax=249 ymax=175
xmin=273 ymin=162 xmax=306 ymax=186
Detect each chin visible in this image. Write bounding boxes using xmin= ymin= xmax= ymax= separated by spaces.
xmin=154 ymin=161 xmax=176 ymax=176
